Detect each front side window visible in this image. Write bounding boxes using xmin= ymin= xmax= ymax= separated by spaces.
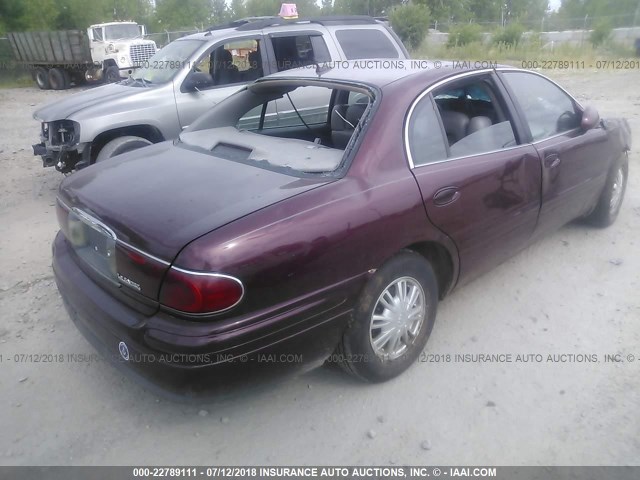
xmin=129 ymin=39 xmax=204 ymax=85
xmin=502 ymin=71 xmax=580 ymax=141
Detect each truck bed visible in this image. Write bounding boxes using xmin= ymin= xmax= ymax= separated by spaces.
xmin=8 ymin=30 xmax=92 ymax=65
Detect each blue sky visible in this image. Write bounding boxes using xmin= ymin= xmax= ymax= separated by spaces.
xmin=549 ymin=0 xmax=561 ymax=11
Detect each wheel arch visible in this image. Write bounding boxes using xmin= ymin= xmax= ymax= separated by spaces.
xmin=102 ymin=58 xmax=118 ymax=69
xmin=402 ymin=241 xmax=458 ymax=300
xmin=90 ymin=125 xmax=165 ymax=162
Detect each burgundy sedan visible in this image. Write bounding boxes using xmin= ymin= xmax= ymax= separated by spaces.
xmin=53 ymin=62 xmax=631 ymax=392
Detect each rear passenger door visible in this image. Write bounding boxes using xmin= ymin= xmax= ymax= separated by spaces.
xmin=408 ymin=72 xmax=542 ymax=283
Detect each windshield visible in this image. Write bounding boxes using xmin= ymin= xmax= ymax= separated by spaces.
xmin=104 ymin=24 xmax=141 ymax=40
xmin=130 ymin=39 xmax=204 ymax=85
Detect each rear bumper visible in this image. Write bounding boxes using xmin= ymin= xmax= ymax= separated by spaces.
xmin=52 ymin=232 xmax=354 ymax=396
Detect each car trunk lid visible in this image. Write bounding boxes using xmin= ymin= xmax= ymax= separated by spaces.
xmin=58 ymin=141 xmax=332 ymax=304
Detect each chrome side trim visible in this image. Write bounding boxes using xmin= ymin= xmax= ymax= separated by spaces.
xmin=58 ymin=197 xmax=171 ymax=266
xmin=404 ymin=67 xmax=587 ymax=170
xmin=403 ymin=69 xmax=494 ymax=169
xmin=117 ymin=240 xmax=171 ymax=266
xmin=56 ymin=196 xmax=71 ymax=211
xmin=411 ymin=144 xmax=529 ymax=170
xmin=163 ymin=267 xmax=246 ymax=316
xmin=71 ymin=207 xmax=117 ymax=240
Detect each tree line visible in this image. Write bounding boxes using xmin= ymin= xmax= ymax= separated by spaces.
xmin=1 ymin=0 xmax=638 ymax=35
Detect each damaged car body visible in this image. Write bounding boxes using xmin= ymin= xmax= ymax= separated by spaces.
xmin=52 ymin=63 xmax=631 ymax=394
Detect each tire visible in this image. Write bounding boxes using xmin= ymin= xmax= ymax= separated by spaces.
xmin=95 ymin=136 xmax=152 ymax=162
xmin=335 ymin=251 xmax=438 ymax=382
xmin=48 ymin=67 xmax=70 ymax=90
xmin=585 ymin=153 xmax=628 ymax=228
xmin=105 ymin=66 xmax=121 ymax=83
xmin=35 ymin=67 xmax=50 ymax=90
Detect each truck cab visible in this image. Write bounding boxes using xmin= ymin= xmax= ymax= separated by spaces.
xmin=86 ymin=22 xmax=157 ymax=83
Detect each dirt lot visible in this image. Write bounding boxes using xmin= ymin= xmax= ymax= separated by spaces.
xmin=0 ymin=70 xmax=639 ymax=466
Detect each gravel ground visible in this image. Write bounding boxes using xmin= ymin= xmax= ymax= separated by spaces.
xmin=0 ymin=69 xmax=639 ymax=466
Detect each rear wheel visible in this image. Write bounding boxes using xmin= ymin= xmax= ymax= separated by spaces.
xmin=95 ymin=136 xmax=152 ymax=162
xmin=35 ymin=67 xmax=50 ymax=90
xmin=48 ymin=67 xmax=70 ymax=90
xmin=335 ymin=251 xmax=438 ymax=382
xmin=585 ymin=154 xmax=628 ymax=227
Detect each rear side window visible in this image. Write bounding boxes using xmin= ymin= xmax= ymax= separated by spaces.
xmin=335 ymin=29 xmax=399 ymax=59
xmin=407 ymin=96 xmax=448 ymax=167
xmin=432 ymin=78 xmax=517 ymax=157
xmin=271 ymin=35 xmax=331 ymax=71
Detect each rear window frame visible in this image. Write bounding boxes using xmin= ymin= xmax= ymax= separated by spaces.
xmin=181 ymin=78 xmax=381 ymax=179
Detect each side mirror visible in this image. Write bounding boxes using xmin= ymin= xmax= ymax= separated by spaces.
xmin=183 ymin=72 xmax=212 ymax=92
xmin=581 ymin=105 xmax=600 ymax=131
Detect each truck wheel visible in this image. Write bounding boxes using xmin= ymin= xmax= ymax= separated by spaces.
xmin=105 ymin=66 xmax=121 ymax=83
xmin=35 ymin=67 xmax=50 ymax=90
xmin=96 ymin=136 xmax=152 ymax=162
xmin=49 ymin=68 xmax=70 ymax=90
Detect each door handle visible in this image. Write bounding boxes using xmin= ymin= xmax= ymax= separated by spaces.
xmin=433 ymin=187 xmax=460 ymax=206
xmin=544 ymin=153 xmax=561 ymax=168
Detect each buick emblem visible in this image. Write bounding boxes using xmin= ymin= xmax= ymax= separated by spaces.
xmin=118 ymin=341 xmax=130 ymax=361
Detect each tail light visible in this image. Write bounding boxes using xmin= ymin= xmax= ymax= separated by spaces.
xmin=159 ymin=267 xmax=244 ymax=315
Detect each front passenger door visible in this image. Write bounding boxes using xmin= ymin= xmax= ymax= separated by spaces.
xmin=499 ymin=71 xmax=610 ymax=238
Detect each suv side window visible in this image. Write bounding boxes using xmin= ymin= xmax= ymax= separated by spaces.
xmin=237 ymin=87 xmax=333 ymax=130
xmin=432 ymin=77 xmax=517 ymax=158
xmin=335 ymin=29 xmax=399 ymax=59
xmin=501 ymin=71 xmax=580 ymax=141
xmin=271 ymin=34 xmax=331 ymax=71
xmin=277 ymin=86 xmax=333 ymax=127
xmin=190 ymin=38 xmax=263 ymax=90
xmin=407 ymin=96 xmax=448 ymax=167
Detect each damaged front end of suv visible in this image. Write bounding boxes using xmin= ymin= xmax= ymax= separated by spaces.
xmin=32 ymin=118 xmax=86 ymax=173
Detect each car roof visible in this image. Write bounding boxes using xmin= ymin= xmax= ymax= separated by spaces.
xmin=178 ymin=15 xmax=388 ymax=42
xmin=257 ymin=60 xmax=514 ymax=90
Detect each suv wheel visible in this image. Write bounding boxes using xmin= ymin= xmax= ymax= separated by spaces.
xmin=96 ymin=136 xmax=152 ymax=162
